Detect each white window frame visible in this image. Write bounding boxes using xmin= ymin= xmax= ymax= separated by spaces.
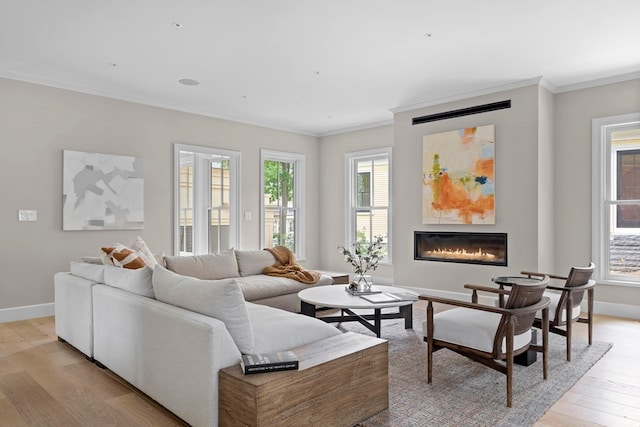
xmin=174 ymin=143 xmax=241 ymax=255
xmin=260 ymin=149 xmax=306 ymax=260
xmin=592 ymin=113 xmax=640 ymax=286
xmin=344 ymin=147 xmax=392 ymax=264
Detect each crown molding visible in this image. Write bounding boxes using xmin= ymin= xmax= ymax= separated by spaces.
xmin=318 ymin=119 xmax=394 ymax=137
xmin=554 ymin=71 xmax=640 ymax=93
xmin=389 ymin=77 xmax=544 ymax=114
xmin=0 ymin=70 xmax=321 ymax=138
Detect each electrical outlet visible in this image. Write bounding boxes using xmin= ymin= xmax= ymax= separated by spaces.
xmin=18 ymin=210 xmax=37 ymax=221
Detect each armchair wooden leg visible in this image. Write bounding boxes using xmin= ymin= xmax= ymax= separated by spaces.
xmin=566 ymin=293 xmax=573 ymax=362
xmin=587 ymin=288 xmax=594 ymax=345
xmin=506 ymin=319 xmax=514 ymax=408
xmin=427 ymin=301 xmax=434 ymax=384
xmin=542 ymin=307 xmax=549 ymax=380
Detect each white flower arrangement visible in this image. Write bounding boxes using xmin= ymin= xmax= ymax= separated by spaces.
xmin=337 ymin=235 xmax=385 ymax=276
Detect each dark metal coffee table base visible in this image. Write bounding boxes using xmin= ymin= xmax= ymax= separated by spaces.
xmin=301 ymin=301 xmax=413 ymax=338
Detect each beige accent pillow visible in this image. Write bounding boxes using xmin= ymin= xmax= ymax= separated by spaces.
xmin=152 ymin=266 xmax=254 ymax=353
xmin=164 ymin=252 xmax=240 ymax=280
xmin=234 ymin=250 xmax=276 ymax=276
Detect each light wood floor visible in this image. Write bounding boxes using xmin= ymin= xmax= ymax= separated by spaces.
xmin=1 ymin=309 xmax=638 ymax=427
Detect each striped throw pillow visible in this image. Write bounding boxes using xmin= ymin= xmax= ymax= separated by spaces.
xmin=102 ymin=245 xmax=146 ymax=269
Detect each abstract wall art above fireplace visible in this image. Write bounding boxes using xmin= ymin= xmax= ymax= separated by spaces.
xmin=422 ymin=125 xmax=495 ymax=224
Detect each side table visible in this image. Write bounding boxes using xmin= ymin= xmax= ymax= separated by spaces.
xmin=218 ymin=332 xmax=388 ymax=426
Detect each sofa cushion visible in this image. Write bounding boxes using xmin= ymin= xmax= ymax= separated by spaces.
xmin=235 ymin=250 xmax=276 ymax=277
xmin=70 ymin=261 xmax=105 ymax=283
xmin=164 ymin=253 xmax=240 ymax=280
xmin=152 ymin=266 xmax=254 ymax=353
xmin=104 ymin=265 xmax=155 ymax=298
xmin=246 ymin=302 xmax=341 ymax=353
xmin=236 ymin=274 xmax=334 ymax=301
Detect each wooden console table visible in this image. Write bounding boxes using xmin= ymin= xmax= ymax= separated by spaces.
xmin=218 ymin=332 xmax=388 ymax=426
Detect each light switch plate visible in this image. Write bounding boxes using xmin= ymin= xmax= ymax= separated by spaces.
xmin=18 ymin=210 xmax=37 ymax=221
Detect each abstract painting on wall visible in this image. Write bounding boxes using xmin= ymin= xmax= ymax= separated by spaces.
xmin=422 ymin=125 xmax=495 ymax=224
xmin=63 ymin=150 xmax=144 ymax=230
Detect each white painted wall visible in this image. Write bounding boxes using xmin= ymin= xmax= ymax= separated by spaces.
xmin=2 ymin=76 xmax=639 ymax=319
xmin=318 ymin=124 xmax=394 ymax=280
xmin=320 ymin=80 xmax=640 ymax=317
xmin=554 ymin=79 xmax=640 ymax=309
xmin=391 ymin=85 xmax=542 ymax=290
xmin=0 ymin=78 xmax=323 ymax=311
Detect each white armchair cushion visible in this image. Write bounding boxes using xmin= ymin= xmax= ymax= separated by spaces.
xmin=152 ymin=266 xmax=254 ymax=353
xmin=103 ymin=264 xmax=155 ymax=298
xmin=423 ymin=307 xmax=531 ymax=354
xmin=164 ymin=252 xmax=240 ymax=280
xmin=536 ymin=291 xmax=581 ymax=322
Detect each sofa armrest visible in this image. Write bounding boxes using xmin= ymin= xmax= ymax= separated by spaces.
xmin=92 ymin=284 xmax=241 ymax=427
xmin=54 ymin=272 xmax=96 ymax=358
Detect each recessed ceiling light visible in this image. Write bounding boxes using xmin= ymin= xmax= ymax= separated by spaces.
xmin=108 ymin=62 xmax=118 ymax=67
xmin=172 ymin=22 xmax=183 ymax=28
xmin=179 ymin=78 xmax=200 ymax=86
xmin=424 ymin=33 xmax=433 ymax=38
xmin=313 ymin=71 xmax=320 ymax=75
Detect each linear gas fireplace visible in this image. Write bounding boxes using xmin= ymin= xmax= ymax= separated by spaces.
xmin=414 ymin=231 xmax=507 ymax=266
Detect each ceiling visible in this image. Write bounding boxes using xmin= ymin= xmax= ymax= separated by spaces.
xmin=1 ymin=0 xmax=639 ymax=136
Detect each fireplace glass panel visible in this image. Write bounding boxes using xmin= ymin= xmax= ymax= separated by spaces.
xmin=414 ymin=231 xmax=507 ymax=266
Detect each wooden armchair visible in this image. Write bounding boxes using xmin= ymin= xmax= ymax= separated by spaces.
xmin=419 ymin=278 xmax=550 ymax=407
xmin=520 ymin=263 xmax=595 ymax=361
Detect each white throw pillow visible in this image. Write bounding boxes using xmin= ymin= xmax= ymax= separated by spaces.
xmin=152 ymin=266 xmax=254 ymax=353
xmin=104 ymin=264 xmax=155 ymax=298
xmin=129 ymin=236 xmax=159 ymax=269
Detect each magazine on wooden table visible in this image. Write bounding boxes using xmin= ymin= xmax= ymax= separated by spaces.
xmin=241 ymin=351 xmax=299 ymax=374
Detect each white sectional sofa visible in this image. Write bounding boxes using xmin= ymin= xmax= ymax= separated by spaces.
xmin=54 ymin=249 xmax=340 ymax=427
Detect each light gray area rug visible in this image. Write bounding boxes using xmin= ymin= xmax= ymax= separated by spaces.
xmin=335 ymin=308 xmax=612 ymax=427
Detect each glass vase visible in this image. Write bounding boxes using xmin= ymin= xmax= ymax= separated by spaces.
xmin=352 ymin=274 xmax=373 ymax=292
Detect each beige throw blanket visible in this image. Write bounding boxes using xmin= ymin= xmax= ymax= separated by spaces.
xmin=263 ymin=246 xmax=320 ymax=284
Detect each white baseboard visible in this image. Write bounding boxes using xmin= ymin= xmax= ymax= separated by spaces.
xmin=0 ymin=303 xmax=55 ymax=323
xmin=396 ymin=285 xmax=640 ymax=320
xmin=592 ymin=300 xmax=640 ymax=320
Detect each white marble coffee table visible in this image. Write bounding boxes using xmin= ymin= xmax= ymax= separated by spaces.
xmin=298 ymin=285 xmax=417 ymax=338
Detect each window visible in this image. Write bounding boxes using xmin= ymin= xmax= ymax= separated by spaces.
xmin=345 ymin=148 xmax=392 ymax=262
xmin=592 ymin=113 xmax=640 ymax=285
xmin=617 ymin=149 xmax=640 ymax=228
xmin=174 ymin=144 xmax=240 ymax=255
xmin=260 ymin=150 xmax=305 ymax=258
